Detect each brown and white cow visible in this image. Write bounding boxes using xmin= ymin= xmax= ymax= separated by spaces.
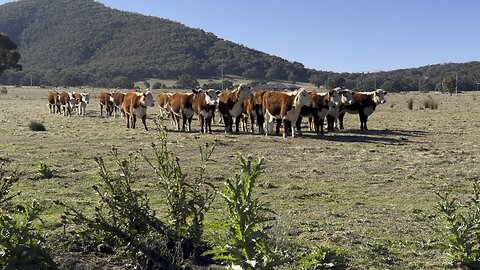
xmin=192 ymin=88 xmax=220 ymax=133
xmin=326 ymin=88 xmax=355 ymax=132
xmin=59 ymin=91 xmax=77 ymax=117
xmin=263 ymin=88 xmax=312 ymax=138
xmin=112 ymin=92 xmax=126 ymax=118
xmin=74 ymin=92 xmax=90 ymax=116
xmin=168 ymin=91 xmax=196 ymax=132
xmin=156 ymin=92 xmax=173 ymax=120
xmin=47 ymin=91 xmax=61 ymax=114
xmin=99 ymin=92 xmax=114 ymax=117
xmin=295 ymin=90 xmax=335 ymax=135
xmin=338 ymin=89 xmax=387 ymax=130
xmin=122 ymin=90 xmax=155 ymax=130
xmin=217 ymin=84 xmax=253 ymax=134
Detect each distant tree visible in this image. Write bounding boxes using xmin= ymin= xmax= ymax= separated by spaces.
xmin=0 ymin=33 xmax=22 ymax=76
xmin=442 ymin=75 xmax=456 ymax=94
xmin=309 ymin=74 xmax=324 ymax=88
xmin=175 ymin=74 xmax=199 ymax=89
xmin=109 ymin=76 xmax=134 ymax=89
xmin=325 ymin=75 xmax=346 ymax=89
xmin=152 ymin=82 xmax=163 ymax=89
xmin=288 ymin=71 xmax=297 ymax=84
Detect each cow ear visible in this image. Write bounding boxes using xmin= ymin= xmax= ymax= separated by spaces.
xmin=216 ymin=90 xmax=221 ymax=95
xmin=351 ymin=91 xmax=356 ymax=95
xmin=384 ymin=91 xmax=388 ymax=95
xmin=329 ymin=91 xmax=334 ymax=96
xmin=248 ymin=86 xmax=252 ymax=90
xmin=192 ymin=89 xmax=198 ymax=94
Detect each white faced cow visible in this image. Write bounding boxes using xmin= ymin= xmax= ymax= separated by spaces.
xmin=338 ymin=89 xmax=387 ymax=130
xmin=74 ymin=92 xmax=90 ymax=116
xmin=122 ymin=90 xmax=155 ymax=130
xmin=263 ymin=88 xmax=312 ymax=138
xmin=192 ymin=88 xmax=220 ymax=133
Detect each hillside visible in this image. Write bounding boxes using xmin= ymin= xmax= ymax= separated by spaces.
xmin=0 ymin=0 xmax=479 ymax=91
xmin=0 ymin=0 xmax=314 ymax=87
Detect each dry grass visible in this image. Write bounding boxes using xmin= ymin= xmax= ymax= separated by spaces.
xmin=1 ymin=88 xmax=479 ymax=269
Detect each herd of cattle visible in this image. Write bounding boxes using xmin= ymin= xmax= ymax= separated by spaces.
xmin=46 ymin=84 xmax=387 ymax=137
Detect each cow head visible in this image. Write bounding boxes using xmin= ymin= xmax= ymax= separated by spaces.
xmin=339 ymin=89 xmax=355 ymax=105
xmin=236 ymin=84 xmax=253 ymax=101
xmin=68 ymin=92 xmax=77 ymax=109
xmin=294 ymin=88 xmax=312 ymax=108
xmin=328 ymin=89 xmax=342 ymax=107
xmin=143 ymin=91 xmax=155 ymax=107
xmin=374 ymin=89 xmax=387 ymax=104
xmin=205 ymin=88 xmax=219 ymax=105
xmin=81 ymin=93 xmax=90 ymax=104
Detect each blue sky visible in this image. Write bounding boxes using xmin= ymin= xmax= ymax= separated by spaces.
xmin=1 ymin=0 xmax=479 ymax=72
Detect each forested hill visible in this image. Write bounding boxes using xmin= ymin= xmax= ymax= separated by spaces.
xmin=1 ymin=0 xmax=479 ymax=91
xmin=0 ymin=0 xmax=312 ymax=87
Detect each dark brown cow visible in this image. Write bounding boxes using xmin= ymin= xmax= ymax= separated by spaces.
xmin=112 ymin=92 xmax=126 ymax=118
xmin=296 ymin=91 xmax=332 ymax=135
xmin=263 ymin=89 xmax=312 ymax=137
xmin=59 ymin=91 xmax=77 ymax=117
xmin=168 ymin=92 xmax=196 ymax=131
xmin=218 ymin=84 xmax=253 ymax=134
xmin=242 ymin=90 xmax=267 ymax=134
xmin=47 ymin=91 xmax=61 ymax=114
xmin=338 ymin=89 xmax=387 ymax=130
xmin=99 ymin=92 xmax=114 ymax=117
xmin=122 ymin=90 xmax=155 ymax=130
xmin=192 ymin=89 xmax=220 ymax=133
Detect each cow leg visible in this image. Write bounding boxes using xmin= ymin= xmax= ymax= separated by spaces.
xmin=282 ymin=119 xmax=289 ymax=138
xmin=338 ymin=112 xmax=346 ymax=130
xmin=207 ymin=116 xmax=213 ymax=134
xmin=296 ymin=116 xmax=303 ymax=136
xmin=132 ymin=114 xmax=137 ymax=129
xmin=142 ymin=115 xmax=148 ymax=131
xmin=275 ymin=119 xmax=282 ymax=136
xmin=319 ymin=117 xmax=324 ymax=135
xmin=234 ymin=116 xmax=241 ymax=134
xmin=182 ymin=114 xmax=187 ymax=131
xmin=100 ymin=105 xmax=103 ymax=116
xmin=358 ymin=111 xmax=366 ymax=130
xmin=222 ymin=115 xmax=229 ymax=134
xmin=187 ymin=117 xmax=192 ymax=132
xmin=257 ymin=114 xmax=265 ymax=135
xmin=199 ymin=115 xmax=205 ymax=133
xmin=126 ymin=114 xmax=130 ymax=128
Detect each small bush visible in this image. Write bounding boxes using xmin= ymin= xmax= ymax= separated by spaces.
xmin=297 ymin=244 xmax=348 ymax=270
xmin=29 ymin=121 xmax=46 ymax=131
xmin=422 ymin=96 xmax=438 ymax=109
xmin=35 ymin=162 xmax=54 ymax=179
xmin=407 ymin=98 xmax=414 ymax=110
xmin=152 ymin=82 xmax=163 ymax=89
xmin=435 ymin=181 xmax=480 ymax=268
xmin=0 ymin=87 xmax=7 ymax=95
xmin=207 ymin=155 xmax=289 ymax=269
xmin=1 ymin=165 xmax=57 ymax=269
xmin=473 ymin=95 xmax=477 ymax=101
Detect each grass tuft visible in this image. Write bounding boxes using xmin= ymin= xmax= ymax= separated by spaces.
xmin=28 ymin=121 xmax=46 ymax=131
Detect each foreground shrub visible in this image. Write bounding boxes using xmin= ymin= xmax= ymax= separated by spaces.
xmin=436 ymin=181 xmax=480 ymax=269
xmin=0 ymin=87 xmax=7 ymax=95
xmin=297 ymin=244 xmax=348 ymax=270
xmin=55 ymin=120 xmax=216 ymax=268
xmin=143 ymin=119 xmax=216 ymax=260
xmin=28 ymin=121 xmax=46 ymax=131
xmin=0 ymin=165 xmax=56 ymax=269
xmin=207 ymin=155 xmax=289 ymax=269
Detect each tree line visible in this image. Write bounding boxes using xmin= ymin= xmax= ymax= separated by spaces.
xmin=1 ymin=0 xmax=479 ymax=91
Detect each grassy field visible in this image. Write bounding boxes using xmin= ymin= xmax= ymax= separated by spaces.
xmin=1 ymin=86 xmax=479 ymax=269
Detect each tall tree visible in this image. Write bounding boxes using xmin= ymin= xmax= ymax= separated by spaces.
xmin=0 ymin=33 xmax=22 ymax=76
xmin=442 ymin=75 xmax=456 ymax=94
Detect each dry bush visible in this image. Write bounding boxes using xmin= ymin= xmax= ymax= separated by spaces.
xmin=407 ymin=98 xmax=414 ymax=110
xmin=28 ymin=121 xmax=46 ymax=131
xmin=422 ymin=96 xmax=438 ymax=110
xmin=0 ymin=87 xmax=7 ymax=95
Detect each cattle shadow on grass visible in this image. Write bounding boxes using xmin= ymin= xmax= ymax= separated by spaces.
xmin=319 ymin=133 xmax=408 ymax=144
xmin=301 ymin=128 xmax=429 ymax=144
xmin=344 ymin=129 xmax=431 ymax=138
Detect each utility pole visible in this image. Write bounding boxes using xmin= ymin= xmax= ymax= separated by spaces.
xmin=221 ymin=59 xmax=224 ymax=91
xmin=455 ymin=73 xmax=458 ymax=94
xmin=30 ymin=75 xmax=33 ymax=87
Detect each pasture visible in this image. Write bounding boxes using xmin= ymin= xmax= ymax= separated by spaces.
xmin=1 ymin=86 xmax=479 ymax=269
